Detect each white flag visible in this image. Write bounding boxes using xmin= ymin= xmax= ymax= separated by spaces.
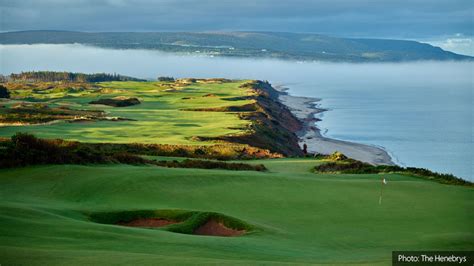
xmin=382 ymin=178 xmax=387 ymax=185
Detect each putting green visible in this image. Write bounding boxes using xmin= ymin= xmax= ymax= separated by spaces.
xmin=0 ymin=158 xmax=472 ymax=265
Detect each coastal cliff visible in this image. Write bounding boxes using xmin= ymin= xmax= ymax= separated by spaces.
xmin=228 ymin=80 xmax=395 ymax=164
xmin=198 ymin=80 xmax=305 ymax=156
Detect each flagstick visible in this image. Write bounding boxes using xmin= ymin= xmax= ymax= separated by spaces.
xmin=379 ymin=178 xmax=384 ymax=205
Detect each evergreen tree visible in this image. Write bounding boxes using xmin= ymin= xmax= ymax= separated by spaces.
xmin=0 ymin=85 xmax=10 ymax=98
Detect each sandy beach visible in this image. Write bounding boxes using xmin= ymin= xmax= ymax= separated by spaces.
xmin=277 ymin=88 xmax=395 ymax=166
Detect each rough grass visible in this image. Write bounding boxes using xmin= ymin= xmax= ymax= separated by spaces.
xmin=0 ymin=133 xmax=268 ymax=171
xmin=0 ymin=103 xmax=107 ymax=124
xmin=0 ymin=160 xmax=472 ymax=264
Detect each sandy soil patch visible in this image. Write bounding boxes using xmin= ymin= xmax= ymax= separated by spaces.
xmin=194 ymin=219 xmax=246 ymax=237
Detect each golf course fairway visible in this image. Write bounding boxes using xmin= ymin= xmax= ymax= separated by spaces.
xmin=0 ymin=158 xmax=472 ymax=265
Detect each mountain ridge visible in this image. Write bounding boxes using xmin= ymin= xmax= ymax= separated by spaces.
xmin=1 ymin=30 xmax=471 ymax=62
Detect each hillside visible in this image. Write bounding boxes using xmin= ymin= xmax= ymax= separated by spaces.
xmin=1 ymin=31 xmax=471 ymax=62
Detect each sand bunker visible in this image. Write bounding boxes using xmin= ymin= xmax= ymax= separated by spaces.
xmin=92 ymin=209 xmax=251 ymax=237
xmin=194 ymin=219 xmax=246 ymax=237
xmin=118 ymin=218 xmax=246 ymax=237
xmin=117 ymin=218 xmax=178 ymax=228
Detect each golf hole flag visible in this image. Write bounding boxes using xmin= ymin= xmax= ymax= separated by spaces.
xmin=379 ymin=177 xmax=387 ymax=204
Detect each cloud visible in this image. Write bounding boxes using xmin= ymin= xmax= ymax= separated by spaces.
xmin=425 ymin=35 xmax=474 ymax=56
xmin=0 ymin=0 xmax=472 ymax=39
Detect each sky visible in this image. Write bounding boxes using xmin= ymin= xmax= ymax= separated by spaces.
xmin=1 ymin=0 xmax=473 ymax=55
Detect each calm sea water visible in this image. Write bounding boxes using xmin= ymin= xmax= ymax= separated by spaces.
xmin=1 ymin=44 xmax=472 ymax=180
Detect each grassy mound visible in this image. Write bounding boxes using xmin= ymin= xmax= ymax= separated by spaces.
xmin=89 ymin=209 xmax=253 ymax=237
xmin=315 ymin=152 xmax=472 ymax=186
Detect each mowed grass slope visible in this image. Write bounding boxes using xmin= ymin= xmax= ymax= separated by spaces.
xmin=0 ymin=80 xmax=253 ymax=144
xmin=0 ymin=158 xmax=472 ymax=265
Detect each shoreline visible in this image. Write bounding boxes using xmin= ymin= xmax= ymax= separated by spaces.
xmin=276 ymin=87 xmax=395 ymax=166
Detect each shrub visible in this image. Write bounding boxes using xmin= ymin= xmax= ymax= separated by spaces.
xmin=327 ymin=151 xmax=348 ymax=161
xmin=154 ymin=159 xmax=266 ymax=171
xmin=89 ymin=97 xmax=140 ymax=107
xmin=0 ymin=133 xmax=268 ymax=171
xmin=0 ymin=133 xmax=141 ymax=168
xmin=314 ymin=155 xmax=472 ymax=186
xmin=112 ymin=153 xmax=149 ymax=165
xmin=193 ymin=148 xmax=206 ymax=156
xmin=157 ymin=76 xmax=175 ymax=82
xmin=0 ymin=85 xmax=10 ymax=98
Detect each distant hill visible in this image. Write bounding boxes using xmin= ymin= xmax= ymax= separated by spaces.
xmin=1 ymin=30 xmax=471 ymax=62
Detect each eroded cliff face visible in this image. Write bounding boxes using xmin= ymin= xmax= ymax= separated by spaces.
xmin=197 ymin=80 xmax=304 ymax=156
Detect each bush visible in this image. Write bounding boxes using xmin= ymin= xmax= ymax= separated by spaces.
xmin=327 ymin=151 xmax=348 ymax=161
xmin=0 ymin=133 xmax=139 ymax=168
xmin=315 ymin=160 xmax=402 ymax=174
xmin=314 ymin=155 xmax=472 ymax=186
xmin=89 ymin=97 xmax=140 ymax=107
xmin=0 ymin=133 xmax=268 ymax=171
xmin=112 ymin=153 xmax=149 ymax=165
xmin=154 ymin=159 xmax=266 ymax=171
xmin=0 ymin=85 xmax=10 ymax=98
xmin=157 ymin=76 xmax=175 ymax=82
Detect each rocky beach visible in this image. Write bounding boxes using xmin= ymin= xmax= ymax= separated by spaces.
xmin=277 ymin=87 xmax=395 ymax=165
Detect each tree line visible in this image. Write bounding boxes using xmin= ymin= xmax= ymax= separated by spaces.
xmin=6 ymin=71 xmax=145 ymax=82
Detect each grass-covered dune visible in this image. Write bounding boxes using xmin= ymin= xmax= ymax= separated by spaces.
xmin=0 ymin=159 xmax=472 ymax=265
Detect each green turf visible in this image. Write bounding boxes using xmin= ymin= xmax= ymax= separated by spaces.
xmin=0 ymin=158 xmax=472 ymax=265
xmin=0 ymin=80 xmax=253 ymax=144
